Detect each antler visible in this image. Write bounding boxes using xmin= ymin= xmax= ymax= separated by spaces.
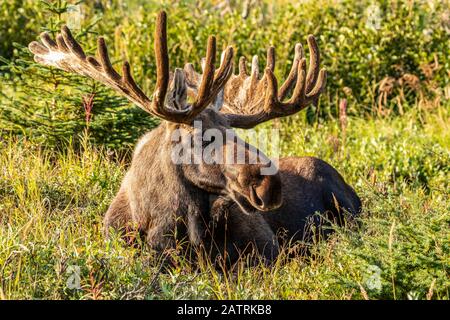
xmin=185 ymin=36 xmax=327 ymax=129
xmin=28 ymin=11 xmax=234 ymax=125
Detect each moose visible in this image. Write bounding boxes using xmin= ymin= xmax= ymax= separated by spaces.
xmin=29 ymin=11 xmax=361 ymax=264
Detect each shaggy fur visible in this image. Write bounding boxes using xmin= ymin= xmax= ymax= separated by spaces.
xmin=209 ymin=157 xmax=362 ymax=254
xmin=103 ymin=109 xmax=283 ymax=254
xmin=104 ymin=109 xmax=361 ymax=264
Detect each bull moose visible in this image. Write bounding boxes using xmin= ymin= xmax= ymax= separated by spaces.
xmin=29 ymin=11 xmax=361 ymax=264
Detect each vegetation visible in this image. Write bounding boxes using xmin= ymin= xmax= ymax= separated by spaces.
xmin=0 ymin=0 xmax=449 ymax=299
xmin=0 ymin=107 xmax=448 ymax=299
xmin=1 ymin=0 xmax=449 ymax=148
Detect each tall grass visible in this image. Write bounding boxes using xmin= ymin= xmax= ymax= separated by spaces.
xmin=0 ymin=105 xmax=448 ymax=299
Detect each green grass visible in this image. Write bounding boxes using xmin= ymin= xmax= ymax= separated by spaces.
xmin=0 ymin=0 xmax=448 ymax=300
xmin=0 ymin=106 xmax=448 ymax=300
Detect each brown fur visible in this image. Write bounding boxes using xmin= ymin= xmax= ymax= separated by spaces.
xmin=210 ymin=156 xmax=362 ymax=253
xmin=104 ymin=110 xmax=361 ymax=265
xmin=104 ymin=110 xmax=283 ymax=255
xmin=204 ymin=196 xmax=279 ymax=265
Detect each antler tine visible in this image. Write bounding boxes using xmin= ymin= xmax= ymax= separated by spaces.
xmin=40 ymin=32 xmax=58 ymax=51
xmin=305 ymin=35 xmax=320 ymax=93
xmin=307 ymin=68 xmax=327 ymax=98
xmin=55 ymin=34 xmax=69 ymax=52
xmin=210 ymin=46 xmax=234 ymax=96
xmin=278 ymin=43 xmax=303 ymax=100
xmin=239 ymin=56 xmax=248 ymax=77
xmin=263 ymin=67 xmax=279 ymax=111
xmin=251 ymin=55 xmax=259 ymax=79
xmin=192 ymin=36 xmax=216 ymax=109
xmin=149 ymin=11 xmax=178 ymax=119
xmin=97 ymin=37 xmax=121 ymax=80
xmin=287 ymin=58 xmax=307 ymax=105
xmin=61 ymin=26 xmax=86 ymax=60
xmin=266 ymin=46 xmax=275 ymax=72
xmin=221 ymin=35 xmax=327 ymax=129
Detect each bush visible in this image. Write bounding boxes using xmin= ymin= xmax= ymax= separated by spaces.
xmin=0 ymin=0 xmax=46 ymax=59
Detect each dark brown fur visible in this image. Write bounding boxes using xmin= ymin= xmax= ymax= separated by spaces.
xmin=103 ymin=110 xmax=282 ymax=254
xmin=259 ymin=157 xmax=360 ymax=244
xmin=104 ymin=110 xmax=361 ymax=265
xmin=205 ymin=156 xmax=361 ymax=263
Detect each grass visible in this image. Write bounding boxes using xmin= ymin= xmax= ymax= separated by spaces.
xmin=0 ymin=0 xmax=448 ymax=301
xmin=0 ymin=106 xmax=448 ymax=300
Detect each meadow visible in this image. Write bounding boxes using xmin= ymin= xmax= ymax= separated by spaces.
xmin=0 ymin=0 xmax=449 ymax=299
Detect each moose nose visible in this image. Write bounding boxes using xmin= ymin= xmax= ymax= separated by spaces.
xmin=249 ymin=176 xmax=282 ymax=211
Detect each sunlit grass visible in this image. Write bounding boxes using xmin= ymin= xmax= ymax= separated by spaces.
xmin=0 ymin=106 xmax=448 ymax=300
